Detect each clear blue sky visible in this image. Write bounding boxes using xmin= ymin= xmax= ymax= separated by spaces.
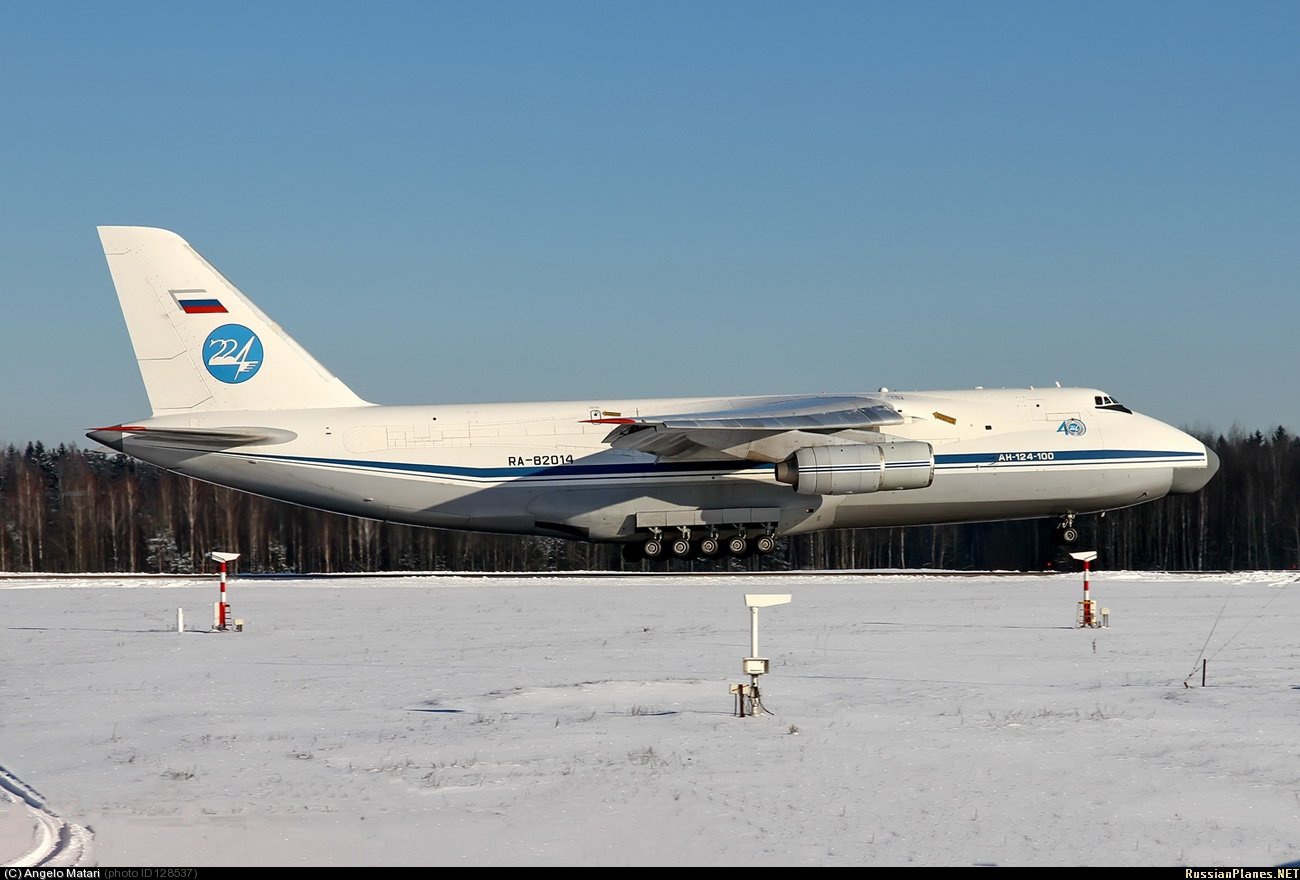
xmin=2 ymin=1 xmax=1296 ymax=447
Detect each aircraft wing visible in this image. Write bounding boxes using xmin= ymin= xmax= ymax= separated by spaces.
xmin=587 ymin=395 xmax=904 ymax=462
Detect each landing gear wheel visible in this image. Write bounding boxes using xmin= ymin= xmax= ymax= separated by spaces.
xmin=1054 ymin=525 xmax=1080 ymax=546
xmin=727 ymin=536 xmax=748 ymax=556
xmin=696 ymin=536 xmax=721 ymax=558
xmin=670 ymin=538 xmax=692 ymax=557
xmin=620 ymin=543 xmax=643 ymax=564
xmin=643 ymin=538 xmax=664 ymax=559
xmin=755 ymin=535 xmax=777 ymax=554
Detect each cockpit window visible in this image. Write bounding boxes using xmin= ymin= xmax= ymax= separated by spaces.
xmin=1094 ymin=393 xmax=1132 ymax=414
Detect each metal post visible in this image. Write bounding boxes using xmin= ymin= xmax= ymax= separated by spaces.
xmin=751 ymin=605 xmax=760 ymax=659
xmin=207 ymin=551 xmax=241 ymax=633
xmin=1082 ymin=559 xmax=1092 ymax=627
xmin=1202 ymin=658 xmax=1207 ymax=687
xmin=1069 ymin=551 xmax=1098 ymax=630
xmin=218 ymin=560 xmax=228 ymax=630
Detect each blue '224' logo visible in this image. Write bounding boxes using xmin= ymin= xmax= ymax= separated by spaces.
xmin=204 ymin=324 xmax=263 ymax=384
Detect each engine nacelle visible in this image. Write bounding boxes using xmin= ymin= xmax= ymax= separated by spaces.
xmin=774 ymin=442 xmax=935 ymax=495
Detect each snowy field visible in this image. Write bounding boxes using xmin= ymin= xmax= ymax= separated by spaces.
xmin=2 ymin=570 xmax=1298 ymax=867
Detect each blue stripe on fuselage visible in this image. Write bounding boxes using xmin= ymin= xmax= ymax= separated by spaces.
xmin=231 ymin=452 xmax=771 ymax=479
xmin=221 ymin=448 xmax=1203 ymax=482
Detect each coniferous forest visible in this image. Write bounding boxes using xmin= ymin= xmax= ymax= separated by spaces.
xmin=1 ymin=427 xmax=1296 ymax=573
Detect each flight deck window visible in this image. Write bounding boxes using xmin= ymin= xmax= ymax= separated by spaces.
xmin=1095 ymin=394 xmax=1133 ymax=414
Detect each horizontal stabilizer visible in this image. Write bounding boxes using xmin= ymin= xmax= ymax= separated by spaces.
xmin=87 ymin=424 xmax=297 ymax=452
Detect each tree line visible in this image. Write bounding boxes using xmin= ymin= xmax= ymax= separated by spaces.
xmin=1 ymin=426 xmax=1296 ymax=573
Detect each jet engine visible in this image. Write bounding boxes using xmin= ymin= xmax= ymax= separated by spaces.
xmin=775 ymin=442 xmax=935 ymax=495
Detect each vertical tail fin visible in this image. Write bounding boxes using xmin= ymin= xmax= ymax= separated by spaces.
xmin=98 ymin=226 xmax=370 ymax=414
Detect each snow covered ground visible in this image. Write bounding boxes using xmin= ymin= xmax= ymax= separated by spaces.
xmin=2 ymin=570 xmax=1298 ymax=867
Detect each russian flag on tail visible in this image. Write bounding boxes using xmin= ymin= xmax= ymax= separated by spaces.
xmin=171 ymin=289 xmax=228 ymax=314
xmin=178 ymin=298 xmax=227 ymax=314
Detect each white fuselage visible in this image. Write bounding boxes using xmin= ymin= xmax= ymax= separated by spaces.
xmin=104 ymin=386 xmax=1216 ymax=543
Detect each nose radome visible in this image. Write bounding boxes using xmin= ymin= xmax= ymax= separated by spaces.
xmin=1170 ymin=443 xmax=1220 ymax=494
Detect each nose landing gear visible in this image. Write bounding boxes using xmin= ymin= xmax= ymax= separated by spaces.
xmin=1053 ymin=514 xmax=1080 ymax=546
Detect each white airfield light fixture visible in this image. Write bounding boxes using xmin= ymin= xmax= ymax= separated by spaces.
xmin=731 ymin=593 xmax=792 ymax=717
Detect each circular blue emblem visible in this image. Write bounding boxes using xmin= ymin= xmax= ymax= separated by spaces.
xmin=1060 ymin=418 xmax=1087 ymax=437
xmin=203 ymin=324 xmax=263 ymax=384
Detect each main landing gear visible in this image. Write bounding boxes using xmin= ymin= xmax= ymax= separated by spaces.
xmin=621 ymin=525 xmax=779 ymax=564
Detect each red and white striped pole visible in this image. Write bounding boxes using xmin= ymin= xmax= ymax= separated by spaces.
xmin=218 ymin=559 xmax=229 ymax=629
xmin=208 ymin=551 xmax=241 ymax=632
xmin=1082 ymin=558 xmax=1092 ymax=627
xmin=1069 ymin=550 xmax=1098 ymax=629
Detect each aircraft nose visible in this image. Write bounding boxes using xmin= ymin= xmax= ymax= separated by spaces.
xmin=1170 ymin=442 xmax=1220 ymax=494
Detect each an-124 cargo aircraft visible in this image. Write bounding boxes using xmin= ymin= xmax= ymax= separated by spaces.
xmin=88 ymin=227 xmax=1219 ymax=562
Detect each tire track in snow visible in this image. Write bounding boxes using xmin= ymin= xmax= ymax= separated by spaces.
xmin=0 ymin=764 xmax=92 ymax=867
